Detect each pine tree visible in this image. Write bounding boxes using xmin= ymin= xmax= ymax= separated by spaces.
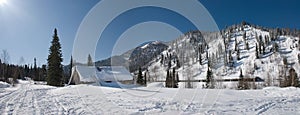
xmin=143 ymin=71 xmax=147 ymax=86
xmin=298 ymin=37 xmax=300 ymax=50
xmin=87 ymin=54 xmax=93 ymax=66
xmin=235 ymin=37 xmax=238 ymax=51
xmin=283 ymin=57 xmax=288 ymax=68
xmin=199 ymin=50 xmax=202 ymax=65
xmin=262 ymin=42 xmax=265 ymax=54
xmin=176 ymin=71 xmax=179 ymax=84
xmin=47 ymin=28 xmax=63 ymax=87
xmin=243 ymin=32 xmax=246 ymax=41
xmin=165 ymin=70 xmax=171 ymax=87
xmin=259 ymin=35 xmax=263 ymax=54
xmin=172 ymin=68 xmax=178 ymax=88
xmin=41 ymin=65 xmax=47 ymax=81
xmin=256 ymin=44 xmax=259 ymax=59
xmin=298 ymin=54 xmax=300 ymax=64
xmin=237 ymin=48 xmax=241 ymax=60
xmin=137 ymin=67 xmax=144 ymax=85
xmin=274 ymin=43 xmax=279 ymax=53
xmin=289 ymin=67 xmax=299 ymax=87
xmin=238 ymin=69 xmax=245 ymax=89
xmin=246 ymin=42 xmax=249 ymax=50
xmin=228 ymin=50 xmax=233 ymax=67
xmin=176 ymin=59 xmax=180 ymax=68
xmin=168 ymin=60 xmax=171 ymax=69
xmin=33 ymin=58 xmax=39 ymax=81
xmin=206 ymin=67 xmax=213 ymax=88
xmin=160 ymin=54 xmax=164 ymax=65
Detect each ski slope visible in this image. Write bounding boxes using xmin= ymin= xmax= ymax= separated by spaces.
xmin=0 ymin=80 xmax=300 ymax=114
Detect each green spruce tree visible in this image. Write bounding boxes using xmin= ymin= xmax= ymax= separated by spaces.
xmin=238 ymin=69 xmax=244 ymax=89
xmin=137 ymin=67 xmax=144 ymax=85
xmin=256 ymin=44 xmax=259 ymax=59
xmin=237 ymin=48 xmax=241 ymax=60
xmin=33 ymin=58 xmax=39 ymax=81
xmin=206 ymin=67 xmax=213 ymax=88
xmin=165 ymin=70 xmax=172 ymax=88
xmin=47 ymin=28 xmax=63 ymax=86
xmin=87 ymin=54 xmax=93 ymax=66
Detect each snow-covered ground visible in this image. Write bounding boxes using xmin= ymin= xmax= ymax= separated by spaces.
xmin=1 ymin=80 xmax=300 ymax=114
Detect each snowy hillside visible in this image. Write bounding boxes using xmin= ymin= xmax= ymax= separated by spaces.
xmin=1 ymin=80 xmax=300 ymax=114
xmin=135 ymin=23 xmax=300 ymax=89
xmin=92 ymin=22 xmax=300 ymax=89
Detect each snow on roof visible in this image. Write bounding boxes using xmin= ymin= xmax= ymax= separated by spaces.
xmin=96 ymin=66 xmax=133 ymax=81
xmin=72 ymin=65 xmax=133 ymax=83
xmin=74 ymin=66 xmax=97 ymax=83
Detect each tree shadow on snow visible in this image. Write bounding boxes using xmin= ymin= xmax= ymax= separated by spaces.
xmin=260 ymin=52 xmax=273 ymax=58
xmin=240 ymin=55 xmax=249 ymax=60
xmin=279 ymin=50 xmax=292 ymax=54
xmin=234 ymin=61 xmax=244 ymax=67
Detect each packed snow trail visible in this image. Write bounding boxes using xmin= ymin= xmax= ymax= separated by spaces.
xmin=0 ymin=81 xmax=97 ymax=115
xmin=0 ymin=81 xmax=300 ymax=114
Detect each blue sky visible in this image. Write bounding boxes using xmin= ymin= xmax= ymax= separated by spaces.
xmin=0 ymin=0 xmax=299 ymax=66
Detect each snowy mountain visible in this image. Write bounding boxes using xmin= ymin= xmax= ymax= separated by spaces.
xmin=95 ymin=41 xmax=168 ymax=72
xmin=128 ymin=41 xmax=168 ymax=72
xmin=95 ymin=22 xmax=300 ymax=89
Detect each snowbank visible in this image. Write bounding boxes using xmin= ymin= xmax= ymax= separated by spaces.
xmin=0 ymin=81 xmax=10 ymax=88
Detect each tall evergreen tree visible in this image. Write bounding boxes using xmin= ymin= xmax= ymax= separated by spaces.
xmin=246 ymin=42 xmax=249 ymax=50
xmin=87 ymin=54 xmax=93 ymax=66
xmin=143 ymin=70 xmax=147 ymax=86
xmin=47 ymin=28 xmax=63 ymax=86
xmin=238 ymin=69 xmax=245 ymax=89
xmin=137 ymin=67 xmax=144 ymax=85
xmin=262 ymin=42 xmax=266 ymax=54
xmin=235 ymin=37 xmax=238 ymax=51
xmin=172 ymin=68 xmax=178 ymax=88
xmin=33 ymin=58 xmax=39 ymax=81
xmin=283 ymin=57 xmax=288 ymax=68
xmin=237 ymin=48 xmax=241 ymax=60
xmin=41 ymin=65 xmax=47 ymax=81
xmin=199 ymin=51 xmax=202 ymax=65
xmin=165 ymin=70 xmax=171 ymax=87
xmin=206 ymin=67 xmax=213 ymax=88
xmin=298 ymin=54 xmax=300 ymax=64
xmin=274 ymin=43 xmax=279 ymax=53
xmin=289 ymin=67 xmax=299 ymax=87
xmin=259 ymin=35 xmax=263 ymax=54
xmin=255 ymin=44 xmax=259 ymax=59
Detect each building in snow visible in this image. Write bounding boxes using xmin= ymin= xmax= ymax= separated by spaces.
xmin=69 ymin=65 xmax=133 ymax=86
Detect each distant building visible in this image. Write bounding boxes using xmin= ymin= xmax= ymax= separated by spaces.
xmin=69 ymin=65 xmax=133 ymax=87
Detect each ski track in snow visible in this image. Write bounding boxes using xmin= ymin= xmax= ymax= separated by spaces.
xmin=0 ymin=81 xmax=95 ymax=115
xmin=0 ymin=81 xmax=300 ymax=114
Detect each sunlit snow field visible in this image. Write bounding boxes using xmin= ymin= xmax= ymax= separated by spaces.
xmin=0 ymin=80 xmax=299 ymax=114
